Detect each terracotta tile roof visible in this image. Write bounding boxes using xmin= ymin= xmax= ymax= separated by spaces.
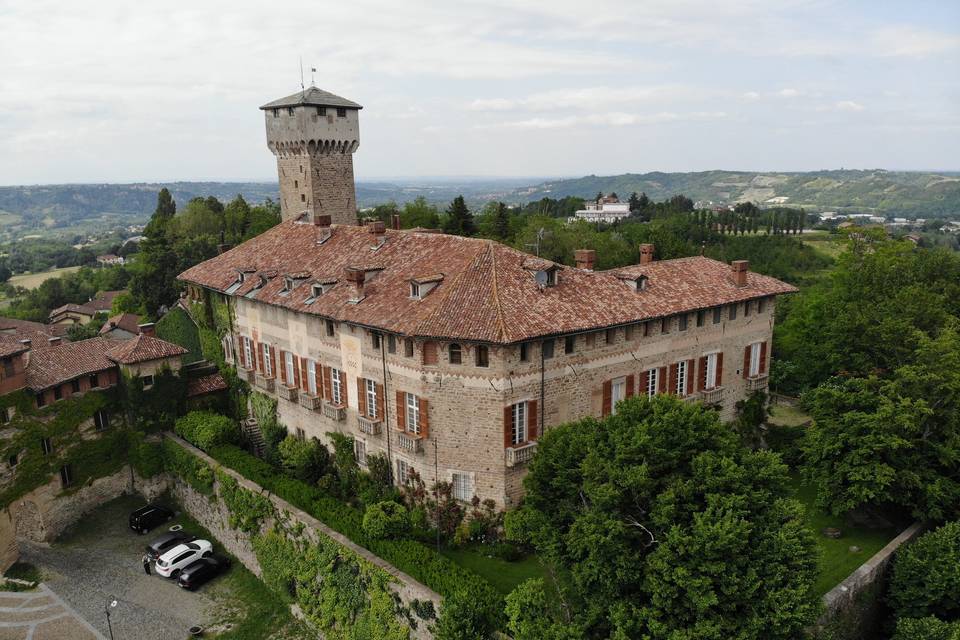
xmin=0 ymin=335 xmax=30 ymax=358
xmin=0 ymin=316 xmax=49 ymax=336
xmin=49 ymin=302 xmax=96 ymax=319
xmin=88 ymin=290 xmax=125 ymax=312
xmin=186 ymin=373 xmax=228 ymax=398
xmin=99 ymin=313 xmax=142 ymax=336
xmin=178 ymin=222 xmax=797 ymax=344
xmin=104 ymin=334 xmax=187 ymax=365
xmin=26 ymin=337 xmax=117 ymax=391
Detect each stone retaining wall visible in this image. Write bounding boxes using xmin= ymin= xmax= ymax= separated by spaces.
xmin=166 ymin=434 xmax=441 ymax=639
xmin=813 ymin=521 xmax=925 ymax=639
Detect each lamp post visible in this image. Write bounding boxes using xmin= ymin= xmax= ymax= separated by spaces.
xmin=104 ymin=596 xmax=118 ymax=640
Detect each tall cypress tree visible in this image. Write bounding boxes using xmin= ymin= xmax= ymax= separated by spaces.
xmin=492 ymin=202 xmax=510 ymax=240
xmin=443 ymin=195 xmax=475 ymax=237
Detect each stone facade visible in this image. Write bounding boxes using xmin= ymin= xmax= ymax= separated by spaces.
xmin=229 ymin=293 xmax=776 ymax=507
xmin=0 ymin=466 xmax=168 ymax=573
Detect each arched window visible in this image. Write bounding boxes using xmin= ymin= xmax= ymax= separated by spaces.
xmin=449 ymin=343 xmax=462 ymax=365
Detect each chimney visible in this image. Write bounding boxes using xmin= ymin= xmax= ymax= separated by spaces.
xmin=392 ymin=214 xmax=401 ymax=230
xmin=574 ymin=249 xmax=596 ymax=271
xmin=369 ymin=220 xmax=386 ymax=248
xmin=47 ymin=337 xmax=62 ymax=346
xmin=345 ymin=267 xmax=366 ymax=303
xmin=639 ymin=244 xmax=655 ymax=265
xmin=313 ymin=213 xmax=332 ymax=227
xmin=731 ymin=260 xmax=749 ymax=287
xmin=138 ymin=322 xmax=156 ymax=336
xmin=217 ymin=243 xmax=232 ymax=255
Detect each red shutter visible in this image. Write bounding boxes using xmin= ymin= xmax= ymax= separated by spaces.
xmin=625 ymin=374 xmax=635 ymax=399
xmin=668 ymin=363 xmax=678 ymax=395
xmin=697 ymin=356 xmax=707 ymax=391
xmin=341 ymin=373 xmax=349 ymax=407
xmin=658 ymin=367 xmax=668 ymax=394
xmin=418 ymin=397 xmax=429 ymax=439
xmin=527 ymin=400 xmax=538 ymax=440
xmin=270 ymin=345 xmax=278 ymax=379
xmin=396 ymin=391 xmax=406 ymax=431
xmin=375 ymin=383 xmax=384 ymax=420
xmin=278 ymin=350 xmax=287 ymax=384
xmin=357 ymin=377 xmax=367 ymax=417
xmin=322 ymin=366 xmax=332 ymax=401
xmin=255 ymin=342 xmax=263 ymax=372
xmin=292 ymin=355 xmax=301 ymax=388
xmin=686 ymin=359 xmax=695 ymax=396
xmin=639 ymin=370 xmax=649 ymax=397
xmin=504 ymin=406 xmax=513 ymax=448
xmin=760 ymin=341 xmax=768 ymax=374
xmin=422 ymin=341 xmax=437 ymax=365
xmin=743 ymin=347 xmax=751 ymax=379
xmin=299 ymin=357 xmax=308 ymax=391
xmin=716 ymin=352 xmax=724 ymax=386
xmin=602 ymin=380 xmax=612 ymax=416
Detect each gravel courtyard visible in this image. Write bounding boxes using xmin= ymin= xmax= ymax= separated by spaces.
xmin=19 ymin=494 xmax=222 ymax=640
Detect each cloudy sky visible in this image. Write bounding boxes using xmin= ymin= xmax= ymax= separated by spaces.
xmin=1 ymin=0 xmax=957 ymax=184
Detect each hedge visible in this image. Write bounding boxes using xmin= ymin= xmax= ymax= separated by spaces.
xmin=174 ymin=411 xmax=238 ymax=451
xmin=206 ymin=444 xmax=501 ymax=607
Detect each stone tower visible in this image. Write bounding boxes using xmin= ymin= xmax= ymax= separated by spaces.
xmin=260 ymin=86 xmax=362 ymax=224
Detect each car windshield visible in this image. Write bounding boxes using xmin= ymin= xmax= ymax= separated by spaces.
xmin=185 ymin=542 xmax=200 ymax=550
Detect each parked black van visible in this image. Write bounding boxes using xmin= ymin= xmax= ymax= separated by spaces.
xmin=177 ymin=556 xmax=230 ymax=590
xmin=129 ymin=504 xmax=174 ymax=534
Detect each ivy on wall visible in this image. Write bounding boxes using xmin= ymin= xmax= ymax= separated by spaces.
xmin=160 ymin=438 xmax=213 ymax=494
xmin=216 ymin=469 xmax=272 ymax=533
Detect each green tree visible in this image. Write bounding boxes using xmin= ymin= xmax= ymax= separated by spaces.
xmin=888 ymin=522 xmax=960 ymax=621
xmin=66 ymin=322 xmax=100 ymax=341
xmin=506 ymin=395 xmax=819 ymax=639
xmin=491 ymin=202 xmax=510 ymax=240
xmin=893 ymin=616 xmax=960 ymax=640
xmin=223 ymin=195 xmax=251 ymax=245
xmin=442 ymin=195 xmax=475 ymax=236
xmin=400 ymin=196 xmax=440 ymax=229
xmin=244 ymin=199 xmax=282 ymax=240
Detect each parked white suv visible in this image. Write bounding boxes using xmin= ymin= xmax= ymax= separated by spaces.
xmin=155 ymin=540 xmax=213 ymax=578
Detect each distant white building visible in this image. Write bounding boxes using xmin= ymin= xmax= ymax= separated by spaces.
xmin=571 ymin=196 xmax=632 ymax=224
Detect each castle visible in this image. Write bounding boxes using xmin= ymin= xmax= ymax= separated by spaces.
xmin=179 ymin=86 xmax=795 ymax=507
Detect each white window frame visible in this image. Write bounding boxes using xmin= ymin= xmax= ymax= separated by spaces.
xmin=331 ymin=368 xmax=343 ymax=405
xmin=307 ymin=359 xmax=317 ymax=395
xmin=646 ymin=368 xmax=659 ymax=397
xmin=410 ymin=283 xmax=421 ymax=299
xmin=396 ymin=459 xmax=413 ymax=484
xmin=284 ymin=351 xmax=295 ymax=386
xmin=222 ymin=336 xmax=233 ymax=363
xmin=705 ymin=352 xmax=719 ymax=390
xmin=243 ymin=337 xmax=253 ymax=369
xmin=354 ymin=439 xmax=367 ymax=466
xmin=511 ymin=401 xmax=527 ymax=445
xmin=749 ymin=342 xmax=762 ymax=377
xmin=676 ymin=360 xmax=688 ymax=396
xmin=366 ymin=379 xmax=378 ymax=419
xmin=94 ymin=410 xmax=109 ymax=431
xmin=451 ymin=471 xmax=473 ymax=502
xmin=406 ymin=392 xmax=420 ymax=434
xmin=262 ymin=343 xmax=273 ymax=377
xmin=611 ymin=376 xmax=627 ymax=414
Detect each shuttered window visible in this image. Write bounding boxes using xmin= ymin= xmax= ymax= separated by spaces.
xmin=511 ymin=402 xmax=527 ymax=445
xmin=645 ymin=368 xmax=659 ymax=397
xmin=406 ymin=392 xmax=420 ymax=434
xmin=331 ymin=368 xmax=343 ymax=405
xmin=262 ymin=343 xmax=273 ymax=377
xmin=366 ymin=379 xmax=378 ymax=419
xmin=676 ymin=360 xmax=688 ymax=395
xmin=307 ymin=360 xmax=317 ymax=395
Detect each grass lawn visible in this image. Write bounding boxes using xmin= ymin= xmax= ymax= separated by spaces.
xmin=789 ymin=475 xmax=899 ymax=596
xmin=767 ymin=404 xmax=811 ymax=427
xmin=440 ymin=546 xmax=547 ymax=595
xmin=8 ymin=266 xmax=82 ymax=289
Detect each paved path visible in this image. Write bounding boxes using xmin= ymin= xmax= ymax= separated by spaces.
xmin=0 ymin=584 xmax=103 ymax=640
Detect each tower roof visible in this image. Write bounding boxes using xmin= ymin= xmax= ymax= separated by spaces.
xmin=260 ymin=86 xmax=363 ymax=110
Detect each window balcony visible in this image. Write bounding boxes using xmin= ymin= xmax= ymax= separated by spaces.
xmin=358 ymin=416 xmax=382 ymax=436
xmin=506 ymin=441 xmax=538 ymax=467
xmin=242 ymin=367 xmax=256 ymax=384
xmin=396 ymin=431 xmax=423 ymax=454
xmin=254 ymin=373 xmax=275 ymax=392
xmin=699 ymin=386 xmax=725 ymax=405
xmin=746 ymin=374 xmax=769 ymax=392
xmin=322 ymin=402 xmax=346 ymax=422
xmin=298 ymin=392 xmax=321 ymax=411
xmin=278 ymin=385 xmax=298 ymax=401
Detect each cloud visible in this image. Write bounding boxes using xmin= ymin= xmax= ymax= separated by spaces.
xmin=479 ymin=111 xmax=728 ymax=130
xmin=469 ymin=85 xmax=703 ymax=112
xmin=815 ymin=100 xmax=866 ymax=112
xmin=870 ymin=26 xmax=960 ymax=58
xmin=778 ymin=88 xmax=802 ymax=98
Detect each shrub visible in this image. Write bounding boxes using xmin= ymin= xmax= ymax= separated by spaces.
xmin=434 ymin=580 xmax=504 ymax=640
xmin=765 ymin=423 xmax=806 ymax=468
xmin=888 ymin=522 xmax=960 ymax=621
xmin=892 ymin=616 xmax=960 ymax=640
xmin=277 ymin=435 xmax=330 ymax=484
xmin=362 ymin=501 xmax=410 ymax=539
xmin=174 ymin=411 xmax=237 ymax=450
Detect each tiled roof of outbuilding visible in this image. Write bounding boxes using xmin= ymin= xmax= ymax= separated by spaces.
xmin=186 ymin=373 xmax=228 ymax=398
xmin=178 ymin=221 xmax=797 ymax=344
xmin=99 ymin=313 xmax=142 ymax=336
xmin=104 ymin=334 xmax=187 ymax=365
xmin=26 ymin=337 xmax=117 ymax=391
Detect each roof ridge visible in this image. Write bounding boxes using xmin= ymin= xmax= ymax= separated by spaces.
xmin=488 ymin=243 xmax=509 ymax=343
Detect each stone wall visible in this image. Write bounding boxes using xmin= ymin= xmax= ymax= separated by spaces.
xmin=813 ymin=521 xmax=926 ymax=640
xmin=168 ymin=435 xmax=441 ymax=640
xmin=0 ymin=466 xmax=168 ymax=573
xmin=234 ymin=293 xmax=777 ymax=507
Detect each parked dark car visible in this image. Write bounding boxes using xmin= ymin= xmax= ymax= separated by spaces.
xmin=176 ymin=556 xmax=230 ymax=590
xmin=129 ymin=504 xmax=174 ymax=534
xmin=145 ymin=530 xmax=197 ymax=561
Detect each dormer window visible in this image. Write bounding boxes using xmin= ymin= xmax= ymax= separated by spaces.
xmin=409 ymin=274 xmax=443 ymax=300
xmin=535 ymin=270 xmax=557 ymax=287
xmin=618 ymin=274 xmax=649 ymax=292
xmin=410 ymin=283 xmax=421 ymax=299
xmin=305 ymin=279 xmax=337 ymax=304
xmin=523 ymin=259 xmax=560 ymax=288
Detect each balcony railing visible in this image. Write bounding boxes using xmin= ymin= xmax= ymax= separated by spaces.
xmin=506 ymin=441 xmax=538 ymax=467
xmin=746 ymin=374 xmax=769 ymax=392
xmin=699 ymin=386 xmax=725 ymax=405
xmin=396 ymin=431 xmax=423 ymax=454
xmin=298 ymin=392 xmax=321 ymax=411
xmin=254 ymin=373 xmax=275 ymax=392
xmin=278 ymin=385 xmax=298 ymax=401
xmin=322 ymin=402 xmax=346 ymax=422
xmin=358 ymin=416 xmax=382 ymax=436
